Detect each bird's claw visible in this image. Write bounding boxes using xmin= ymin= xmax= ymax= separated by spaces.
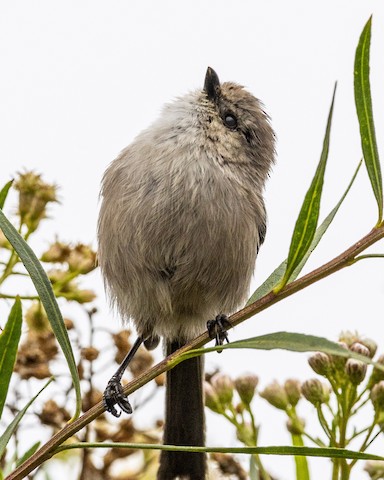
xmin=103 ymin=376 xmax=132 ymax=417
xmin=207 ymin=314 xmax=231 ymax=352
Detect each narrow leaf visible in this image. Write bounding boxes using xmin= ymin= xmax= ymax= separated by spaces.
xmin=0 ymin=210 xmax=81 ymax=419
xmin=0 ymin=298 xmax=22 ymax=419
xmin=0 ymin=378 xmax=53 ymax=457
xmin=0 ymin=180 xmax=13 ymax=210
xmin=248 ymin=260 xmax=287 ymax=304
xmin=186 ymin=332 xmax=384 ymax=373
xmin=15 ymin=442 xmax=41 ymax=468
xmin=201 ymin=332 xmax=349 ymax=356
xmin=354 ymin=16 xmax=383 ymax=223
xmin=56 ymin=441 xmax=384 ymax=462
xmin=2 ymin=442 xmax=41 ymax=477
xmin=276 ymin=85 xmax=337 ymax=291
xmin=248 ymin=160 xmax=362 ymax=303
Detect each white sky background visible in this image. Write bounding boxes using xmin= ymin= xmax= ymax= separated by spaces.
xmin=1 ymin=1 xmax=384 ymax=479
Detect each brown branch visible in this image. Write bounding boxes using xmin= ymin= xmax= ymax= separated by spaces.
xmin=6 ymin=225 xmax=384 ymax=480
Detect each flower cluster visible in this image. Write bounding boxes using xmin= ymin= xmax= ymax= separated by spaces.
xmin=0 ymin=172 xmax=163 ymax=480
xmin=14 ymin=171 xmax=58 ymax=234
xmin=204 ymin=331 xmax=384 ymax=480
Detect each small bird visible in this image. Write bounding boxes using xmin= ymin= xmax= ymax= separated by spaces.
xmin=98 ymin=67 xmax=275 ymax=479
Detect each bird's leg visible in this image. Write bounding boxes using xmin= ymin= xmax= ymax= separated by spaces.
xmin=103 ymin=336 xmax=144 ymax=417
xmin=207 ymin=313 xmax=232 ymax=352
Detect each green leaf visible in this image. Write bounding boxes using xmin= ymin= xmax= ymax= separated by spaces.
xmin=0 ymin=298 xmax=22 ymax=419
xmin=56 ymin=442 xmax=384 ymax=463
xmin=248 ymin=160 xmax=362 ymax=303
xmin=204 ymin=332 xmax=349 ymax=355
xmin=0 ymin=209 xmax=81 ymax=419
xmin=248 ymin=259 xmax=287 ymax=304
xmin=2 ymin=442 xmax=41 ymax=477
xmin=0 ymin=180 xmax=13 ymax=210
xmin=354 ymin=16 xmax=383 ymax=223
xmin=276 ymin=85 xmax=337 ymax=292
xmin=0 ymin=378 xmax=53 ymax=458
xmin=185 ymin=332 xmax=384 ymax=373
xmin=15 ymin=442 xmax=41 ymax=468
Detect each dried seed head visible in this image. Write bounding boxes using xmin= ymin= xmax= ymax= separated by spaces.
xmin=14 ymin=171 xmax=58 ymax=232
xmin=93 ymin=418 xmax=114 ymax=442
xmin=111 ymin=418 xmax=135 ymax=442
xmin=81 ymin=346 xmax=100 ymax=362
xmin=211 ymin=452 xmax=247 ymax=480
xmin=41 ymin=240 xmax=71 ymax=263
xmin=112 ymin=330 xmax=132 ymax=364
xmin=71 ymin=288 xmax=97 ymax=304
xmin=40 ymin=399 xmax=70 ymax=427
xmin=67 ymin=243 xmax=97 ymax=274
xmin=15 ymin=330 xmax=58 ymax=380
xmin=82 ymin=389 xmax=103 ymax=411
xmin=64 ymin=318 xmax=75 ymax=330
xmin=129 ymin=347 xmax=154 ymax=377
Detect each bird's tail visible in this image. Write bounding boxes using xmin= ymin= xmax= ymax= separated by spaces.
xmin=157 ymin=340 xmax=206 ymax=480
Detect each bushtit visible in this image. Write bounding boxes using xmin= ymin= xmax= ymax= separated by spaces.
xmin=98 ymin=67 xmax=275 ymax=479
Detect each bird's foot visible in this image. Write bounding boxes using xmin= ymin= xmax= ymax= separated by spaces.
xmin=103 ymin=375 xmax=132 ymax=417
xmin=207 ymin=314 xmax=231 ymax=352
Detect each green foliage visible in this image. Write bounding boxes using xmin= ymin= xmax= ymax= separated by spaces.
xmin=198 ymin=332 xmax=383 ymax=370
xmin=0 ymin=180 xmax=13 ymax=210
xmin=248 ymin=160 xmax=362 ymax=303
xmin=0 ymin=379 xmax=53 ymax=461
xmin=354 ymin=16 xmax=383 ymax=224
xmin=0 ymin=209 xmax=81 ymax=419
xmin=205 ymin=332 xmax=384 ymax=480
xmin=275 ymin=85 xmax=336 ymax=292
xmin=0 ymin=298 xmax=22 ymax=418
xmin=0 ymin=172 xmax=162 ymax=479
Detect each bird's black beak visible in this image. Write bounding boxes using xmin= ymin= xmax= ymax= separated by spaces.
xmin=204 ymin=67 xmax=220 ymax=102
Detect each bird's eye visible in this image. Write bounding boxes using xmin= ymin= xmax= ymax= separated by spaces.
xmin=223 ymin=113 xmax=238 ymax=129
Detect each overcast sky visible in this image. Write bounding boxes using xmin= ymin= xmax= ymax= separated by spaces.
xmin=1 ymin=2 xmax=384 ymax=479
